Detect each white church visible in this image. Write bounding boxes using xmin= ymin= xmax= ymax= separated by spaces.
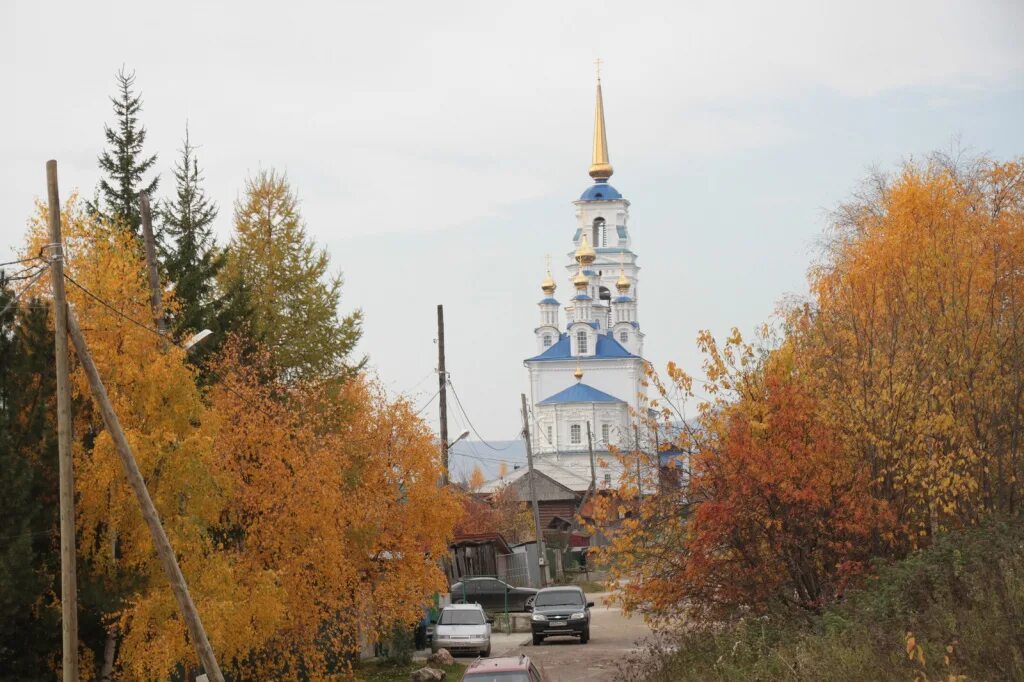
xmin=481 ymin=75 xmax=646 ymax=501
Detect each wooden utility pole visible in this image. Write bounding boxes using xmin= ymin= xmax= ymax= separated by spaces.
xmin=634 ymin=423 xmax=643 ymax=500
xmin=139 ymin=193 xmax=166 ymax=334
xmin=437 ymin=304 xmax=449 ymax=484
xmin=46 ymin=160 xmax=79 ymax=682
xmin=66 ymin=310 xmax=224 ymax=682
xmin=587 ymin=421 xmax=597 ymax=493
xmin=521 ymin=393 xmax=547 ymax=587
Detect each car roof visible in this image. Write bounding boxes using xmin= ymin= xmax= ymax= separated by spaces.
xmin=466 ymin=655 xmax=531 ymax=672
xmin=442 ymin=603 xmax=485 ymax=611
xmin=537 ymin=585 xmax=585 ymax=593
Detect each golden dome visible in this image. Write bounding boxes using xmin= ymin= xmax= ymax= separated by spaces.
xmin=541 ymin=269 xmax=557 ymax=295
xmin=572 ymin=268 xmax=589 ymax=289
xmin=616 ymin=268 xmax=630 ymax=292
xmin=574 ymin=363 xmax=584 ymax=381
xmin=575 ymin=234 xmax=596 ymax=265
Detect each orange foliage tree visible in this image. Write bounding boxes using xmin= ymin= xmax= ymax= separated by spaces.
xmin=590 ymin=154 xmax=1024 ymax=626
xmin=22 ymin=197 xmax=460 ymax=680
xmin=208 ymin=346 xmax=460 ymax=679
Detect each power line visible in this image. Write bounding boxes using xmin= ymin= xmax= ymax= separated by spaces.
xmin=411 ymin=389 xmax=440 ymax=418
xmin=447 ymin=377 xmax=518 ymax=451
xmin=0 ymin=255 xmax=42 ymax=268
xmin=0 ymin=264 xmax=51 ymax=318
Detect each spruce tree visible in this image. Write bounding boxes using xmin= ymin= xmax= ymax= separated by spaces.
xmin=0 ymin=288 xmax=61 ymax=678
xmin=90 ymin=66 xmax=159 ymax=234
xmin=158 ymin=125 xmax=223 ymax=340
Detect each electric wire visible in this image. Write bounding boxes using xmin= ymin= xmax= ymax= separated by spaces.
xmin=0 ymin=264 xmax=51 ymax=318
xmin=446 ymin=377 xmax=518 ymax=451
xmin=61 ymin=272 xmax=418 ymax=447
xmin=0 ymin=255 xmax=42 ymax=268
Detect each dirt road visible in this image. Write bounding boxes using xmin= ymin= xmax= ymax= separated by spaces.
xmin=499 ymin=594 xmax=652 ymax=682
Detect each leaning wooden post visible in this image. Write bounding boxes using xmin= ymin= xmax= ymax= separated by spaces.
xmin=66 ymin=309 xmax=224 ymax=682
xmin=46 ymin=160 xmax=79 ymax=682
xmin=139 ymin=193 xmax=166 ymax=334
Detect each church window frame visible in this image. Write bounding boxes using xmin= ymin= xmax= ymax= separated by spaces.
xmin=570 ymin=424 xmax=582 ymax=445
xmin=576 ymin=330 xmax=588 ymax=355
xmin=619 ymin=330 xmax=628 ymax=344
xmin=593 ymin=217 xmax=606 ymax=247
xmin=542 ymin=333 xmax=553 ymax=348
xmin=601 ymin=423 xmax=610 ymax=444
xmin=546 ymin=424 xmax=553 ymax=445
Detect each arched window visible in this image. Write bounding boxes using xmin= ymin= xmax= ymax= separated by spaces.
xmin=570 ymin=424 xmax=582 ymax=444
xmin=601 ymin=423 xmax=610 ymax=444
xmin=542 ymin=333 xmax=552 ymax=347
xmin=619 ymin=330 xmax=628 ymax=344
xmin=576 ymin=330 xmax=588 ymax=354
xmin=592 ymin=217 xmax=605 ymax=247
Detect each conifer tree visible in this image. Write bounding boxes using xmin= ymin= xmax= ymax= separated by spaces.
xmin=220 ymin=170 xmax=363 ymax=381
xmin=0 ymin=288 xmax=61 ymax=678
xmin=158 ymin=125 xmax=223 ymax=340
xmin=90 ymin=66 xmax=159 ymax=234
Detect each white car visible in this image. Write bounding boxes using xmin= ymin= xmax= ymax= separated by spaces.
xmin=431 ymin=603 xmax=492 ymax=657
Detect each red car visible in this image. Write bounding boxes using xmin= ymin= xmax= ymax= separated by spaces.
xmin=462 ymin=654 xmax=546 ymax=682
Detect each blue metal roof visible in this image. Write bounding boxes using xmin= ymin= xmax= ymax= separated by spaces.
xmin=613 ymin=295 xmax=634 ymax=303
xmin=539 ymin=382 xmax=625 ymax=405
xmin=572 ymin=294 xmax=592 ymax=301
xmin=538 ymin=297 xmax=560 ymax=305
xmin=526 ymin=331 xmax=638 ymax=361
xmin=580 ymin=182 xmax=623 ymax=201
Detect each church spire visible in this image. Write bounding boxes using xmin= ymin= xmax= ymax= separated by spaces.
xmin=588 ymin=62 xmax=613 ymax=182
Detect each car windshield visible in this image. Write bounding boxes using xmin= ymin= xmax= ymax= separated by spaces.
xmin=463 ymin=673 xmax=530 ymax=682
xmin=534 ymin=590 xmax=584 ymax=607
xmin=438 ymin=609 xmax=485 ymax=625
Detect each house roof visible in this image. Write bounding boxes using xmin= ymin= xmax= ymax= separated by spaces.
xmin=525 ymin=332 xmax=638 ymax=362
xmin=538 ymin=382 xmax=625 ymax=406
xmin=450 ymin=532 xmax=513 ymax=555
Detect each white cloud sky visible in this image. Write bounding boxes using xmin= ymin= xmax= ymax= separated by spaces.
xmin=2 ymin=0 xmax=1022 ymax=438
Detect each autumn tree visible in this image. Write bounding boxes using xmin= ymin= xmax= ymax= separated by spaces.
xmin=468 ymin=464 xmax=486 ymax=490
xmin=220 ymin=170 xmax=363 ymax=381
xmin=805 ymin=155 xmax=1024 ymax=542
xmin=22 ymin=198 xmax=252 ymax=680
xmin=208 ymin=344 xmax=460 ymax=679
xmin=590 ymin=332 xmax=891 ymax=624
xmin=590 ymin=154 xmax=1023 ymax=626
xmin=89 ymin=67 xmax=159 ymax=235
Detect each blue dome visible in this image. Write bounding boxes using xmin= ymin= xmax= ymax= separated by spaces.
xmin=579 ymin=181 xmax=622 ymax=201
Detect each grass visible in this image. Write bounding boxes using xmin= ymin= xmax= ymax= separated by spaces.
xmin=619 ymin=517 xmax=1024 ymax=681
xmin=359 ymin=658 xmax=466 ymax=681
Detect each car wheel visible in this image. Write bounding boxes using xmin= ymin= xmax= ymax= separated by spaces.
xmin=580 ymin=628 xmax=590 ymax=644
xmin=532 ymin=634 xmax=544 ymax=646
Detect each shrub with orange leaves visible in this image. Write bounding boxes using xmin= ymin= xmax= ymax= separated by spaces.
xmin=590 ymin=333 xmax=891 ymax=625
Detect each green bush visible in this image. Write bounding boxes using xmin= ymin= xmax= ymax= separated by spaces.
xmin=621 ymin=518 xmax=1024 ymax=681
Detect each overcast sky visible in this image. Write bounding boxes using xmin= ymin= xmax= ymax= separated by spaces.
xmin=3 ymin=1 xmax=1023 ymax=446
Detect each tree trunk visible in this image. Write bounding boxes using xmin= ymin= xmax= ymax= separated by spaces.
xmin=100 ymin=626 xmax=118 ymax=681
